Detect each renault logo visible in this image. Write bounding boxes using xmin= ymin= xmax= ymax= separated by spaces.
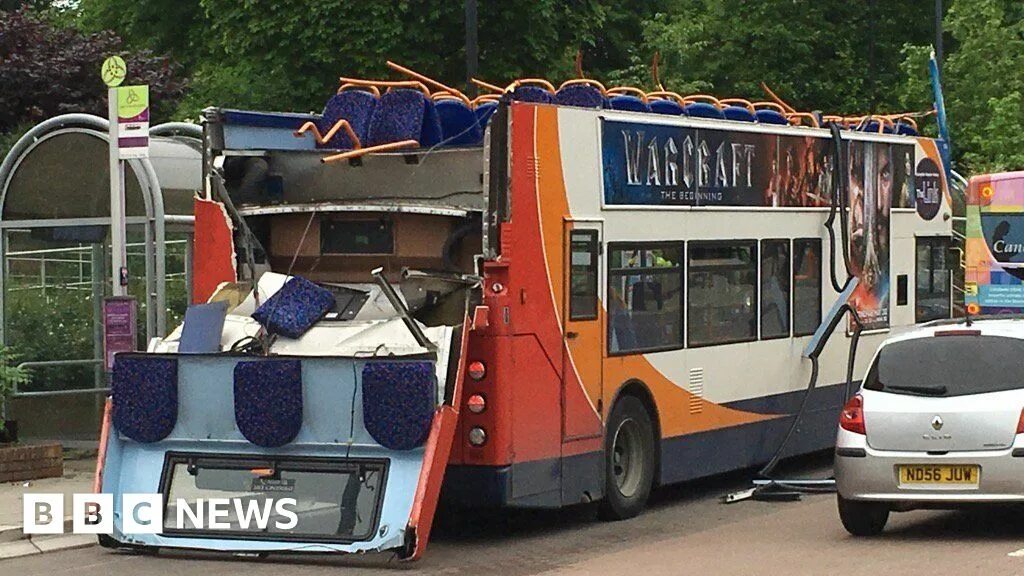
xmin=931 ymin=416 xmax=944 ymax=431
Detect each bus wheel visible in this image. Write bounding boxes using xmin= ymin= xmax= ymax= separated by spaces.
xmin=598 ymin=395 xmax=655 ymax=520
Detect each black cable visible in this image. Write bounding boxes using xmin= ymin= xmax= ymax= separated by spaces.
xmin=824 ymin=124 xmax=845 ymax=293
xmin=758 ymin=354 xmax=819 ymax=479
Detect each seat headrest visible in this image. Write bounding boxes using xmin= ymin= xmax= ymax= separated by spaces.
xmin=609 ymin=95 xmax=651 ymax=113
xmin=554 ymin=84 xmax=607 ymax=108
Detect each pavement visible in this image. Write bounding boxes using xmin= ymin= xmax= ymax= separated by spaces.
xmin=0 ymin=451 xmax=95 ymax=560
xmin=5 ymin=453 xmax=1024 ymax=574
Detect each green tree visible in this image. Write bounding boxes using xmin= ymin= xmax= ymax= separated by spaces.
xmin=898 ymin=0 xmax=1024 ymax=172
xmin=78 ymin=0 xmax=662 ymax=115
xmin=0 ymin=9 xmax=188 ymax=133
xmin=642 ymin=0 xmax=935 ymax=113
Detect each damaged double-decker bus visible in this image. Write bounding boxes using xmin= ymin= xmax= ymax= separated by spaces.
xmin=95 ymin=71 xmax=953 ymax=559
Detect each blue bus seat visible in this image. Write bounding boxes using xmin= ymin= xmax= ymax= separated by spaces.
xmin=362 ymin=362 xmax=436 ymax=450
xmin=724 ymin=106 xmax=756 ymax=122
xmin=234 ymin=359 xmax=303 ymax=448
xmin=755 ymin=109 xmax=789 ymax=125
xmin=649 ymin=98 xmax=685 ymax=115
xmin=555 ymin=82 xmax=607 ymax=108
xmin=112 ymin=356 xmax=179 ymax=444
xmin=609 ymin=95 xmax=651 ymax=113
xmin=895 ymin=122 xmax=919 ymax=136
xmin=512 ymin=85 xmax=554 ymax=104
xmin=474 ymin=101 xmax=499 ymax=129
xmin=435 ymin=98 xmax=483 ymax=146
xmin=320 ymin=89 xmax=378 ymax=149
xmin=365 ymin=88 xmax=444 ymax=147
xmin=684 ymin=102 xmax=726 ymax=120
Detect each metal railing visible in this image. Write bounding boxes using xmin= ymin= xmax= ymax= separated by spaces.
xmin=12 ymin=359 xmax=107 ymax=398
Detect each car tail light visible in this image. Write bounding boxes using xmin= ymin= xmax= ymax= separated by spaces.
xmin=1016 ymin=408 xmax=1024 ymax=435
xmin=466 ymin=394 xmax=486 ymax=414
xmin=468 ymin=361 xmax=486 ymax=381
xmin=839 ymin=394 xmax=866 ymax=435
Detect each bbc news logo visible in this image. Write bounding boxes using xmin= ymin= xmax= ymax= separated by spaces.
xmin=23 ymin=494 xmax=299 ymax=535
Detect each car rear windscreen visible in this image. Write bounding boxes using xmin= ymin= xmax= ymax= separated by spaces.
xmin=864 ymin=334 xmax=1024 ymax=397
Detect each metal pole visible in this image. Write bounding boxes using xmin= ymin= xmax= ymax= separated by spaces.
xmin=92 ymin=243 xmax=104 ymax=413
xmin=935 ymin=0 xmax=943 ymax=73
xmin=464 ymin=0 xmax=479 ymax=98
xmin=184 ymin=232 xmax=194 ymax=304
xmin=108 ymin=88 xmax=128 ymax=297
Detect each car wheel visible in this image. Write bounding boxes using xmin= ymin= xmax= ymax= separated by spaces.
xmin=598 ymin=395 xmax=656 ymax=521
xmin=837 ymin=494 xmax=889 ymax=536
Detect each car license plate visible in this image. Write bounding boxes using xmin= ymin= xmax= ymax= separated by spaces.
xmin=898 ymin=465 xmax=979 ymax=486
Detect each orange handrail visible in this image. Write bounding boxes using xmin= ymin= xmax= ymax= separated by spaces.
xmin=93 ymin=398 xmax=112 ymax=493
xmin=787 ymin=112 xmax=820 ymax=128
xmin=471 ymin=78 xmax=506 ymax=94
xmin=295 ymin=119 xmax=361 ymax=148
xmin=759 ymin=82 xmax=797 ymax=114
xmin=651 ymin=51 xmax=665 ymax=92
xmin=322 ymin=140 xmax=420 ymax=163
xmin=386 ymin=61 xmax=471 ymax=105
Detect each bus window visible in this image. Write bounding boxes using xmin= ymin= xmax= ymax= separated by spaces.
xmin=687 ymin=241 xmax=757 ymax=347
xmin=569 ymin=230 xmax=599 ymax=320
xmin=607 ymin=243 xmax=683 ymax=355
xmin=760 ymin=239 xmax=791 ymax=339
xmin=793 ymin=238 xmax=822 ymax=336
xmin=916 ymin=237 xmax=951 ymax=322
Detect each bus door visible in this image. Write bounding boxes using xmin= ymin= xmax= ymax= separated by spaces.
xmin=562 ymin=221 xmax=605 ymax=441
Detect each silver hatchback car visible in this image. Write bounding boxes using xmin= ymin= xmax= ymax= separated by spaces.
xmin=835 ymin=318 xmax=1024 ymax=536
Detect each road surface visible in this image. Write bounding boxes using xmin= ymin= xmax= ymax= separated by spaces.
xmin=6 ymin=455 xmax=1024 ymax=576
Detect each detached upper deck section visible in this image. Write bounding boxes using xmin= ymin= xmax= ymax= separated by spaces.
xmin=202 ymin=104 xmax=490 ymax=217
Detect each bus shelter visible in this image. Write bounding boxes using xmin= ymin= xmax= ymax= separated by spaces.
xmin=0 ymin=114 xmax=202 ymax=442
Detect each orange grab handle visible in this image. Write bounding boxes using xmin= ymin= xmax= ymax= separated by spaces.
xmin=321 ymin=139 xmax=420 ymax=163
xmin=558 ymin=78 xmax=607 ymax=93
xmin=337 ymin=82 xmax=380 ymax=97
xmin=504 ymin=78 xmax=556 ymax=93
xmin=646 ymin=90 xmax=685 ymax=103
xmin=607 ymin=86 xmax=648 ymax=101
xmin=720 ymin=98 xmax=755 ymax=112
xmin=338 ymin=77 xmax=432 ymax=97
xmin=753 ymin=101 xmax=788 ymax=113
xmin=681 ymin=94 xmax=722 ymax=108
xmin=472 ymin=94 xmax=502 ymax=106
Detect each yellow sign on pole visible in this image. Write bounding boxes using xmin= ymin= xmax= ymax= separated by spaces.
xmin=101 ymin=56 xmax=127 ymax=87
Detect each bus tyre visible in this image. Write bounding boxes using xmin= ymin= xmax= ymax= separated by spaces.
xmin=598 ymin=395 xmax=655 ymax=521
xmin=837 ymin=495 xmax=889 ymax=536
